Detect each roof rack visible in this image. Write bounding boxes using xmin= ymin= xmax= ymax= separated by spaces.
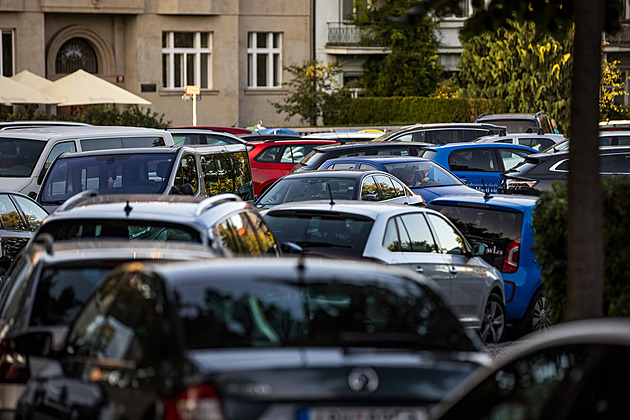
xmin=56 ymin=190 xmax=99 ymax=213
xmin=195 ymin=193 xmax=242 ymax=216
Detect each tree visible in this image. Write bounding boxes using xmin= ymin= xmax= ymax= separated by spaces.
xmin=271 ymin=60 xmax=342 ymax=126
xmin=600 ymin=53 xmax=630 ymax=120
xmin=458 ymin=20 xmax=573 ymax=133
xmin=352 ymin=0 xmax=442 ymax=97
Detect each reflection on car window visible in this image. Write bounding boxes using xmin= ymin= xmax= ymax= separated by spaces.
xmin=397 ymin=214 xmax=438 ymax=253
xmin=427 ymin=213 xmax=467 ymax=255
xmin=0 ymin=194 xmax=25 ymax=230
xmin=13 ymin=195 xmax=47 ymax=230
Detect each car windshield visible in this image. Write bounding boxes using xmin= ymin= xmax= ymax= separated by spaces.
xmin=30 ymin=266 xmax=112 ymax=327
xmin=174 ymin=276 xmax=476 ymax=351
xmin=383 ymin=161 xmax=462 ymax=187
xmin=428 ymin=204 xmax=524 ymax=271
xmin=0 ymin=139 xmax=46 ymax=177
xmin=264 ymin=211 xmax=373 ymax=259
xmin=37 ymin=219 xmax=202 ymax=243
xmin=257 ymin=177 xmax=356 ymax=208
xmin=39 ymin=153 xmax=175 ymax=204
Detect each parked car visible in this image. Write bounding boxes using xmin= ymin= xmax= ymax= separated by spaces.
xmin=292 ymin=141 xmax=426 ymax=173
xmin=264 ymin=201 xmax=507 ymax=343
xmin=0 ymin=238 xmax=216 ymax=419
xmin=475 ymin=132 xmax=566 ymax=151
xmin=427 ymin=194 xmax=549 ymax=337
xmin=244 ymin=137 xmax=340 ymax=196
xmin=317 ymin=155 xmax=482 ymax=203
xmin=419 ymin=143 xmax=538 ymax=193
xmin=36 ymin=144 xmax=254 ymax=212
xmin=475 ymin=112 xmax=555 ymax=134
xmin=254 ymin=169 xmax=425 ymax=210
xmin=167 ymin=128 xmax=249 ymax=147
xmin=0 ymin=121 xmax=91 ymax=130
xmin=430 ymin=319 xmax=630 ymax=420
xmin=373 ymin=123 xmax=507 ymax=144
xmin=34 ymin=193 xmax=279 ymax=257
xmin=0 ymin=126 xmax=175 ymax=198
xmin=16 ymin=257 xmax=492 ymax=420
xmin=501 ymin=146 xmax=630 ymax=195
xmin=0 ymin=191 xmax=48 ymax=275
xmin=174 ymin=125 xmax=252 ymax=135
xmin=540 ymin=131 xmax=630 ymax=154
xmin=302 ymin=130 xmax=384 ymax=142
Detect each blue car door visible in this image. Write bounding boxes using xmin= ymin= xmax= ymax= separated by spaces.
xmin=447 ymin=147 xmax=501 ymax=193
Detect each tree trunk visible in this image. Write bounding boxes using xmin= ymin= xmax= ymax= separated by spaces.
xmin=566 ymin=0 xmax=604 ymax=320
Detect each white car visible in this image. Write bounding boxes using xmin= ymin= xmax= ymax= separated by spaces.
xmin=475 ymin=132 xmax=566 ymax=151
xmin=263 ymin=201 xmax=507 ymax=344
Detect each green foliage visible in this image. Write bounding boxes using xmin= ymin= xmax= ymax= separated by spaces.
xmin=71 ymin=104 xmax=170 ymax=128
xmin=322 ymin=96 xmax=505 ymax=125
xmin=458 ymin=19 xmax=573 ymax=133
xmin=352 ymin=0 xmax=442 ymax=97
xmin=0 ymin=105 xmax=53 ymax=122
xmin=271 ymin=60 xmax=342 ymax=126
xmin=600 ymin=56 xmax=630 ymax=120
xmin=532 ymin=176 xmax=630 ymax=321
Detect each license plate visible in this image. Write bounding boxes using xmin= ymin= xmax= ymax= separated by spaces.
xmin=297 ymin=406 xmax=427 ymax=420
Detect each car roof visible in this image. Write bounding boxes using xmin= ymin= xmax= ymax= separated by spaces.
xmin=55 ymin=143 xmax=245 ymax=158
xmin=312 ymin=141 xmax=422 ymax=152
xmin=265 ymin=200 xmax=437 ymax=219
xmin=423 ymin=142 xmax=538 ymax=151
xmin=476 ymin=133 xmax=566 ymax=141
xmin=247 ymin=137 xmax=339 ymax=145
xmin=0 ymin=125 xmax=169 ymax=140
xmin=324 ymin=155 xmax=431 ymax=164
xmin=277 ymin=169 xmax=388 ymax=179
xmin=428 ymin=193 xmax=538 ymax=211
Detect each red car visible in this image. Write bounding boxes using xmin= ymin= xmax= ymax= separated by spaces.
xmin=175 ymin=126 xmax=252 ymax=135
xmin=245 ymin=136 xmax=340 ymax=195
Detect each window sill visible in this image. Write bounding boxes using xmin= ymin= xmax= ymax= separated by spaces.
xmin=159 ymin=89 xmax=219 ymax=97
xmin=244 ymin=88 xmax=287 ymax=96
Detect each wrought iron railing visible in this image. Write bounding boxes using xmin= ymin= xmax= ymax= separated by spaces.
xmin=326 ymin=22 xmax=382 ymax=47
xmin=605 ymin=25 xmax=630 ymax=48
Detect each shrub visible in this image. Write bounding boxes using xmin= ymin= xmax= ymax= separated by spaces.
xmin=72 ymin=104 xmax=170 ymax=128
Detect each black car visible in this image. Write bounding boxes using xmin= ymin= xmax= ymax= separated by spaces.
xmin=476 ymin=112 xmax=555 ymax=134
xmin=255 ymin=169 xmax=426 ymax=210
xmin=501 ymin=146 xmax=630 ymax=195
xmin=0 ymin=190 xmax=48 ymax=275
xmin=16 ymin=258 xmax=491 ymax=420
xmin=374 ymin=123 xmax=507 ymax=145
xmin=292 ymin=141 xmax=427 ymax=173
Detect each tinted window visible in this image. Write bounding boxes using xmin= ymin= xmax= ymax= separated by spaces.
xmin=232 ymin=150 xmax=254 ymax=201
xmin=174 ymin=154 xmax=198 ymax=193
xmin=427 ymin=213 xmax=467 ymax=255
xmin=448 ymin=149 xmax=497 ymax=172
xmin=13 ymin=195 xmax=47 ymax=230
xmin=80 ymin=136 xmax=165 ymax=151
xmin=439 ymin=344 xmax=630 ymax=420
xmin=361 ymin=176 xmax=380 ymax=200
xmin=46 ymin=141 xmax=76 ymax=168
xmin=0 ymin=139 xmax=46 ymax=177
xmin=383 ymin=161 xmax=462 ymax=187
xmin=397 ymin=213 xmax=438 ymax=252
xmin=0 ymin=194 xmax=25 ymax=230
xmin=428 ymin=204 xmax=523 ymax=270
xmin=244 ymin=212 xmax=278 ymax=255
xmin=601 ymin=153 xmax=630 ymax=173
xmin=175 ymin=275 xmax=473 ymax=350
xmin=264 ymin=212 xmax=374 ymax=259
xmin=481 ymin=118 xmax=538 ymax=133
xmin=255 ymin=146 xmax=282 ymax=163
xmin=499 ymin=148 xmax=532 ymax=171
xmin=37 ymin=219 xmax=201 ymax=242
xmin=280 ymin=146 xmax=312 ymax=164
xmin=30 ymin=266 xmax=110 ymax=326
xmin=374 ymin=175 xmax=398 ymax=200
xmin=327 ymin=162 xmax=356 ymax=169
xmin=257 ymin=177 xmax=357 ymax=206
xmin=519 ymin=137 xmax=553 ymax=151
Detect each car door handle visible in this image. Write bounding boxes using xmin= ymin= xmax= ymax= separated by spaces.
xmin=415 ymin=266 xmax=423 ymax=273
xmin=449 ymin=266 xmax=457 ymax=275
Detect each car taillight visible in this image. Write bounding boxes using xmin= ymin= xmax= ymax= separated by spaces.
xmin=505 ymin=179 xmax=538 ymax=189
xmin=164 ymin=383 xmax=224 ymax=420
xmin=502 ymin=238 xmax=520 ymax=274
xmin=0 ymin=341 xmax=30 ymax=384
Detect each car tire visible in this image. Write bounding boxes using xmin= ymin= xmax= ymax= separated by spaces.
xmin=513 ymin=289 xmax=552 ymax=338
xmin=480 ymin=293 xmax=507 ymax=344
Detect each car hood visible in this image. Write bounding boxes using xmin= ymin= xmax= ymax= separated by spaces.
xmin=412 ymin=185 xmax=484 ymax=204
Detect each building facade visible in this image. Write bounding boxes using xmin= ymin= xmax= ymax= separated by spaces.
xmin=0 ymin=0 xmax=311 ymax=127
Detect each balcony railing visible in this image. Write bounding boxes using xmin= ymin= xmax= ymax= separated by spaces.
xmin=605 ymin=25 xmax=630 ymax=48
xmin=326 ymin=22 xmax=382 ymax=47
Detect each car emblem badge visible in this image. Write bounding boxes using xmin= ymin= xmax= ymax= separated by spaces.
xmin=348 ymin=367 xmax=379 ymax=393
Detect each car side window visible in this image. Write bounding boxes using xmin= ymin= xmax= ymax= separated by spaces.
xmin=217 ymin=219 xmax=239 ymax=255
xmin=45 ymin=141 xmax=76 ymax=171
xmin=256 ymin=146 xmax=282 ymax=163
xmin=499 ymin=149 xmax=531 ymax=171
xmin=174 ymin=154 xmax=198 ymax=193
xmin=383 ymin=218 xmax=402 ymax=251
xmin=12 ymin=195 xmax=47 ymax=230
xmin=361 ymin=176 xmax=380 ymax=200
xmin=601 ymin=153 xmax=630 ymax=173
xmin=280 ymin=146 xmax=307 ymax=164
xmin=358 ymin=163 xmax=378 ymax=170
xmin=229 ymin=212 xmax=263 ymax=255
xmin=245 ymin=211 xmax=278 ymax=255
xmin=0 ymin=255 xmax=30 ymax=316
xmin=0 ymin=194 xmax=26 ymax=230
xmin=449 ymin=149 xmax=497 ymax=172
xmin=374 ymin=175 xmax=397 ymax=200
xmin=388 ymin=177 xmax=406 ymax=197
xmin=328 ymin=163 xmax=356 ymax=169
xmin=398 ymin=214 xmax=438 ymax=252
xmin=427 ymin=213 xmax=467 ymax=255
xmin=231 ymin=150 xmax=253 ymax=201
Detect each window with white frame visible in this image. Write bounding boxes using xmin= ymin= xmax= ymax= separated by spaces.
xmin=0 ymin=29 xmax=14 ymax=77
xmin=162 ymin=32 xmax=212 ymax=90
xmin=247 ymin=32 xmax=282 ymax=88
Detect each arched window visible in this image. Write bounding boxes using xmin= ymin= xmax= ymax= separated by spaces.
xmin=55 ymin=38 xmax=98 ymax=74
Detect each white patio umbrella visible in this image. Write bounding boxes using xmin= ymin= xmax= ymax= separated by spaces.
xmin=40 ymin=69 xmax=151 ymax=106
xmin=11 ymin=70 xmax=53 ymax=90
xmin=0 ymin=75 xmax=58 ymax=105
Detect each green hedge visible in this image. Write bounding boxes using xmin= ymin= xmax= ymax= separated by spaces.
xmin=322 ymin=96 xmax=506 ymax=126
xmin=532 ymin=177 xmax=630 ymax=322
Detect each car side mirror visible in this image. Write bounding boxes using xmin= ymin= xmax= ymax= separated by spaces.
xmin=472 ymin=242 xmax=488 ymax=257
xmin=363 ymin=194 xmax=379 ymax=201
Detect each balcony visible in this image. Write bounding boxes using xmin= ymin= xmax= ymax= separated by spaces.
xmin=605 ymin=24 xmax=630 ymax=49
xmin=326 ymin=22 xmax=389 ymax=55
xmin=40 ymin=0 xmax=144 ymax=13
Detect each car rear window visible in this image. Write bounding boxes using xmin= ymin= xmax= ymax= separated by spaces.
xmin=427 ymin=204 xmax=523 ymax=271
xmin=264 ymin=211 xmax=374 ymax=259
xmin=480 ymin=119 xmax=539 ymax=134
xmin=257 ymin=177 xmax=357 ymax=207
xmin=37 ymin=219 xmax=202 ymax=243
xmin=0 ymin=139 xmax=46 ymax=177
xmin=174 ymin=275 xmax=475 ymax=351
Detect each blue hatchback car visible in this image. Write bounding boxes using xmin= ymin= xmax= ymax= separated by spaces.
xmin=419 ymin=143 xmax=538 ymax=193
xmin=427 ymin=194 xmax=549 ymax=338
xmin=318 ymin=156 xmax=482 ymax=203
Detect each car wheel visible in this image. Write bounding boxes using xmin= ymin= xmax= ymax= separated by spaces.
xmin=514 ymin=289 xmax=552 ymax=338
xmin=480 ymin=293 xmax=507 ymax=344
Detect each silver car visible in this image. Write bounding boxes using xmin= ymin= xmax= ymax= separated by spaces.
xmin=264 ymin=201 xmax=507 ymax=344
